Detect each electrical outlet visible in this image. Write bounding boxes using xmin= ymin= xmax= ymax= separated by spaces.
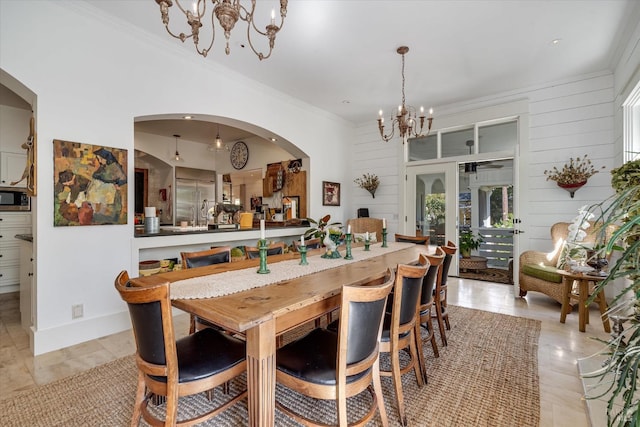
xmin=72 ymin=304 xmax=83 ymax=319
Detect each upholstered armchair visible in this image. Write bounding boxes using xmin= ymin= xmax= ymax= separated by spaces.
xmin=519 ymin=222 xmax=614 ymax=305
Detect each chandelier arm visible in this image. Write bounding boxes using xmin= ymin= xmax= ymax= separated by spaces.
xmin=156 ymin=0 xmax=286 ymax=60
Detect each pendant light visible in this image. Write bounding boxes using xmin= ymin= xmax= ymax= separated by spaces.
xmin=208 ymin=124 xmax=229 ymax=152
xmin=173 ymin=134 xmax=182 ymax=161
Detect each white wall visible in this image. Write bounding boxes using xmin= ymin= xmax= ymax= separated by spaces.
xmin=0 ymin=1 xmax=352 ymax=354
xmin=354 ymin=72 xmax=617 ymax=254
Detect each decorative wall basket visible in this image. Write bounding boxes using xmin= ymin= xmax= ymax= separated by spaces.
xmin=557 ymin=181 xmax=586 ymax=198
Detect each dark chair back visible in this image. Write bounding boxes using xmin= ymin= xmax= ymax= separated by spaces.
xmin=440 ymin=242 xmax=458 ymax=286
xmin=397 ymin=270 xmax=424 ymax=325
xmin=181 ymin=246 xmax=231 ymax=269
xmin=395 ymin=233 xmax=429 ymax=245
xmin=418 ymin=251 xmax=443 ymax=305
xmin=292 ymin=238 xmax=322 ymax=251
xmin=115 ymin=271 xmax=174 ymax=368
xmin=245 ymin=242 xmax=285 ymax=259
xmin=357 ymin=208 xmax=369 ymax=218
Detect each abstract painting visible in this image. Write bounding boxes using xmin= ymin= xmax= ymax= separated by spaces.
xmin=53 ymin=139 xmax=127 ymax=226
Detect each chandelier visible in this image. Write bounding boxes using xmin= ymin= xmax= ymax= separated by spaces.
xmin=377 ymin=46 xmax=433 ymax=143
xmin=155 ymin=0 xmax=288 ymax=60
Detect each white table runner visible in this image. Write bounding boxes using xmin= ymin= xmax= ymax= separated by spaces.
xmin=169 ymin=242 xmax=413 ymax=300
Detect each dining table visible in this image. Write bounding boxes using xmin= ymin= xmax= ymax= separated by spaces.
xmin=131 ymin=242 xmax=429 ymax=427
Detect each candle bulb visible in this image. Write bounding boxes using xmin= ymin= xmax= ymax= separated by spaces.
xmin=260 ymin=219 xmax=265 ymax=240
xmin=301 ymin=234 xmax=305 ymax=246
xmin=420 ymin=106 xmax=424 ymax=115
xmin=429 ymin=107 xmax=434 ymax=117
xmin=270 ymin=8 xmax=275 ymax=25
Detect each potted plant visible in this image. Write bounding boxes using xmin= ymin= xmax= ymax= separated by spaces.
xmin=581 ymin=158 xmax=639 ymax=426
xmin=459 ymin=230 xmax=484 ymax=258
xmin=543 ymin=154 xmax=605 ymax=198
xmin=303 ymin=214 xmax=342 ymax=243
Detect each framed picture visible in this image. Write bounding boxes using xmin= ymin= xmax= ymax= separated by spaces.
xmin=53 ymin=139 xmax=128 ymax=226
xmin=322 ymin=181 xmax=340 ymax=206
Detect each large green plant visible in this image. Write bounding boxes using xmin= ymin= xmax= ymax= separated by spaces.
xmin=583 ymin=158 xmax=640 ymax=427
xmin=459 ymin=230 xmax=484 ymax=257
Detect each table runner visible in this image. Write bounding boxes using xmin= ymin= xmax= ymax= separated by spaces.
xmin=169 ymin=242 xmax=414 ymax=300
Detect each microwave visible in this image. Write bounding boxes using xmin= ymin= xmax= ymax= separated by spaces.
xmin=0 ymin=187 xmax=31 ymax=211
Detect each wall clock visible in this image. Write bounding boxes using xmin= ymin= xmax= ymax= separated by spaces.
xmin=230 ymin=141 xmax=249 ymax=169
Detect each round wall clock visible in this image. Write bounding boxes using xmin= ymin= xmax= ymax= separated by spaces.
xmin=230 ymin=141 xmax=249 ymax=169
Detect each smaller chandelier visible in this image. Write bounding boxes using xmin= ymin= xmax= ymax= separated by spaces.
xmin=155 ymin=0 xmax=288 ymax=60
xmin=377 ymin=46 xmax=433 ymax=143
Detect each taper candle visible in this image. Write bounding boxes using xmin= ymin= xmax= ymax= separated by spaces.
xmin=260 ymin=219 xmax=265 ymax=240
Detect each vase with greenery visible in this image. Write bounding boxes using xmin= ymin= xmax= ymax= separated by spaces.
xmin=459 ymin=230 xmax=484 ymax=258
xmin=581 ymin=158 xmax=639 ymax=427
xmin=354 ymin=173 xmax=380 ymax=198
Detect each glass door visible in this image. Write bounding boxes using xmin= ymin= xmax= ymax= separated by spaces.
xmin=406 ymin=162 xmax=458 ymax=268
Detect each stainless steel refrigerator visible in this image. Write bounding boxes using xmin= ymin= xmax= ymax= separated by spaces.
xmin=175 ymin=167 xmax=216 ymax=226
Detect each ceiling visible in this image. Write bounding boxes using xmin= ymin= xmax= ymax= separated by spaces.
xmin=3 ymin=1 xmax=637 ymax=146
xmin=85 ymin=0 xmax=637 ymax=131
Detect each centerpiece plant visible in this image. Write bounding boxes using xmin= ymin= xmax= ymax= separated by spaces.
xmin=303 ymin=214 xmax=342 ymax=243
xmin=581 ymin=158 xmax=640 ymax=426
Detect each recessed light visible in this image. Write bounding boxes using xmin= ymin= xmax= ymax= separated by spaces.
xmin=270 ymin=137 xmax=277 ymax=142
xmin=182 ymin=115 xmax=193 ymax=120
xmin=342 ymin=100 xmax=351 ymax=104
xmin=551 ymin=39 xmax=561 ymax=46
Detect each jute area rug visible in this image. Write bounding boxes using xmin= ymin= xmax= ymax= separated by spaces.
xmin=0 ymin=306 xmax=540 ymax=427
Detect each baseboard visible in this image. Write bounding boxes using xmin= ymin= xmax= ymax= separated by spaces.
xmin=577 ymin=355 xmax=624 ymax=427
xmin=32 ymin=310 xmax=131 ymax=356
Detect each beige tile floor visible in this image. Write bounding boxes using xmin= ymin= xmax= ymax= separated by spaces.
xmin=0 ymin=277 xmax=612 ymax=426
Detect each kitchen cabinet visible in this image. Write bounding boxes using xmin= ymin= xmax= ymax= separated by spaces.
xmin=19 ymin=239 xmax=33 ymax=330
xmin=1 ymin=152 xmax=27 ymax=187
xmin=0 ymin=212 xmax=32 ymax=292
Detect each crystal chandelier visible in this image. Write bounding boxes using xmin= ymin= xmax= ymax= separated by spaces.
xmin=155 ymin=0 xmax=288 ymax=60
xmin=377 ymin=46 xmax=433 ymax=143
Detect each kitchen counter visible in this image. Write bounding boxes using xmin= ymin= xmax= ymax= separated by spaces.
xmin=134 ymin=221 xmax=308 ymax=238
xmin=132 ymin=223 xmax=310 ymax=274
xmin=14 ymin=233 xmax=33 ymax=242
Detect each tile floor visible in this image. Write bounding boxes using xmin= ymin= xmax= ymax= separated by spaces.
xmin=0 ymin=277 xmax=612 ymax=426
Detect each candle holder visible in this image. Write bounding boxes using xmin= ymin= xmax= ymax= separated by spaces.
xmin=257 ymin=239 xmax=270 ymax=274
xmin=298 ymin=245 xmax=309 ymax=265
xmin=382 ymin=228 xmax=388 ymax=248
xmin=344 ymin=233 xmax=353 ymax=260
xmin=364 ymin=239 xmax=371 ymax=251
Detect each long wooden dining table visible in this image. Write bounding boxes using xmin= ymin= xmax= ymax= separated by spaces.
xmin=131 ymin=242 xmax=429 ymax=427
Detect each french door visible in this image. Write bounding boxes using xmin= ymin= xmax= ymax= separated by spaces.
xmin=406 ymin=162 xmax=459 ymax=272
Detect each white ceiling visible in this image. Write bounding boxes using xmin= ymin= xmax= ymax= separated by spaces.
xmin=85 ymin=0 xmax=637 ymax=129
xmin=4 ymin=1 xmax=637 ymax=145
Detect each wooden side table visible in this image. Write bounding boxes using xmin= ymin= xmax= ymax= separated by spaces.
xmin=559 ymin=270 xmax=610 ymax=333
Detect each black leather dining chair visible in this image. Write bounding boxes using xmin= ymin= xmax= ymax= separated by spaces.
xmin=275 ymin=269 xmax=394 ymax=427
xmin=114 ymin=271 xmax=247 ymax=426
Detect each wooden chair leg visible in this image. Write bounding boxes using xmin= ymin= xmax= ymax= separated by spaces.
xmin=433 ymin=302 xmax=448 ymax=346
xmin=131 ymin=371 xmax=145 ymax=426
xmin=415 ymin=322 xmax=429 ymax=384
xmin=597 ymin=290 xmax=611 ymax=333
xmin=189 ymin=314 xmax=196 ymax=334
xmin=372 ymin=359 xmax=389 ymax=427
xmin=390 ymin=345 xmax=407 ymax=426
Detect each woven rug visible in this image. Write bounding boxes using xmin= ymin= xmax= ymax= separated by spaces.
xmin=0 ymin=306 xmax=540 ymax=426
xmin=458 ymin=267 xmax=512 ymax=285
